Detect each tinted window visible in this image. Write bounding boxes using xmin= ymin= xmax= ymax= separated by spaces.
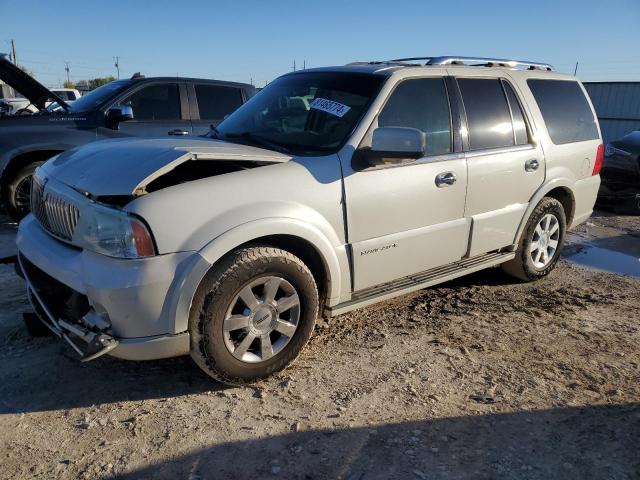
xmin=378 ymin=78 xmax=451 ymax=156
xmin=502 ymin=81 xmax=528 ymax=145
xmin=196 ymin=84 xmax=244 ymax=120
xmin=527 ymin=79 xmax=598 ymax=145
xmin=120 ymin=83 xmax=181 ymax=121
xmin=458 ymin=78 xmax=514 ymax=150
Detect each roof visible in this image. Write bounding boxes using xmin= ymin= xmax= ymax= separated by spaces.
xmin=129 ymin=76 xmax=255 ymax=89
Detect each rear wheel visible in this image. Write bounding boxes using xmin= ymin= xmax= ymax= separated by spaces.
xmin=502 ymin=197 xmax=567 ymax=281
xmin=189 ymin=246 xmax=319 ymax=385
xmin=4 ymin=161 xmax=44 ymax=221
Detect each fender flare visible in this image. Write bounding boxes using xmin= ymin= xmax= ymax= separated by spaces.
xmin=0 ymin=143 xmax=72 ymax=180
xmin=169 ymin=217 xmax=345 ymax=334
xmin=513 ymin=178 xmax=576 ymax=244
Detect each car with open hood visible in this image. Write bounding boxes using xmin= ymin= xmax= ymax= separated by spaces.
xmin=16 ymin=56 xmax=602 ymax=385
xmin=0 ymin=53 xmax=255 ymax=220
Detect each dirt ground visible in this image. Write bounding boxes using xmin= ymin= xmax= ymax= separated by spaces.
xmin=0 ymin=211 xmax=638 ymax=480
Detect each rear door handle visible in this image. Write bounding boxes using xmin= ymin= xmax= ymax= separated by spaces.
xmin=168 ymin=129 xmax=190 ymax=136
xmin=525 ymin=158 xmax=540 ymax=172
xmin=435 ymin=172 xmax=457 ymax=187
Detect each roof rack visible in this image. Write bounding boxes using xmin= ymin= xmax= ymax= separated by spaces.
xmin=387 ymin=56 xmax=554 ymax=71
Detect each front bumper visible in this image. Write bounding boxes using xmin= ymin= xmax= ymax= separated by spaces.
xmin=16 ymin=215 xmax=195 ymax=360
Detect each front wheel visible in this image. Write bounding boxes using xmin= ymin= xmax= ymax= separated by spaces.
xmin=502 ymin=197 xmax=567 ymax=281
xmin=189 ymin=246 xmax=319 ymax=385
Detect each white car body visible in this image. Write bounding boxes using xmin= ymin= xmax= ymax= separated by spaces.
xmin=16 ymin=58 xmax=602 ymax=375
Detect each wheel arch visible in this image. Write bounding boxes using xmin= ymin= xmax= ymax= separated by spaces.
xmin=171 ymin=218 xmax=348 ymax=334
xmin=513 ymin=179 xmax=576 ymax=245
xmin=0 ymin=149 xmax=64 ymax=200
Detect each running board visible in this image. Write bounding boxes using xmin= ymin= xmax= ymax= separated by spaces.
xmin=327 ymin=251 xmax=514 ymax=317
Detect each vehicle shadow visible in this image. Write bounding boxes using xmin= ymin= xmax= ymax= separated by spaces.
xmin=0 ymin=350 xmax=221 ymax=414
xmin=112 ymin=403 xmax=640 ymax=479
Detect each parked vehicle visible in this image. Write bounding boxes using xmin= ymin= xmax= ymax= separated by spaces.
xmin=16 ymin=56 xmax=602 ymax=385
xmin=51 ymin=88 xmax=82 ymax=103
xmin=0 ymin=88 xmax=83 ymax=116
xmin=0 ymin=53 xmax=255 ymax=220
xmin=596 ymin=131 xmax=640 ymax=214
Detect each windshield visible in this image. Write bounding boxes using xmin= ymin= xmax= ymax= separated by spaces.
xmin=216 ymin=72 xmax=384 ymax=155
xmin=67 ymin=80 xmax=133 ymax=113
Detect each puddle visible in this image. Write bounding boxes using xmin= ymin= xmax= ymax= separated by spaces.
xmin=566 ymin=244 xmax=640 ymax=277
xmin=565 ymin=222 xmax=640 ymax=277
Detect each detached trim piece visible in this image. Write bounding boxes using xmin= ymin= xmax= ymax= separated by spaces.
xmin=327 ymin=251 xmax=514 ymax=316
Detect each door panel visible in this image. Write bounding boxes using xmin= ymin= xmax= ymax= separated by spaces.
xmin=455 ymin=75 xmax=545 ymax=256
xmin=346 ymin=156 xmax=469 ymax=291
xmin=345 ymin=76 xmax=469 ymax=292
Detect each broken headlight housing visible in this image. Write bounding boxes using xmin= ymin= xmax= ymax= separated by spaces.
xmin=73 ymin=203 xmax=156 ymax=259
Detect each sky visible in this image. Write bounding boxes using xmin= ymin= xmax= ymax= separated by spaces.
xmin=2 ymin=0 xmax=639 ymax=88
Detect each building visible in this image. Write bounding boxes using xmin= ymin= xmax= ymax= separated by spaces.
xmin=583 ymin=82 xmax=640 ymax=145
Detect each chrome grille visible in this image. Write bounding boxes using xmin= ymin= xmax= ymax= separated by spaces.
xmin=31 ymin=175 xmax=80 ymax=241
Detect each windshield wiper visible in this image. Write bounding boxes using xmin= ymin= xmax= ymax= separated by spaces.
xmin=224 ymin=131 xmax=290 ymax=154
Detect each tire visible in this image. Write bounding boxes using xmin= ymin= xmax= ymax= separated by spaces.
xmin=4 ymin=161 xmax=44 ymax=222
xmin=189 ymin=245 xmax=319 ymax=385
xmin=502 ymin=197 xmax=567 ymax=282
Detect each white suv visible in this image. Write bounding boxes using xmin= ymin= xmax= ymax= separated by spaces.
xmin=16 ymin=56 xmax=602 ymax=384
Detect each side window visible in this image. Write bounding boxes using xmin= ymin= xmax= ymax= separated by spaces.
xmin=378 ymin=78 xmax=452 ymax=156
xmin=195 ymin=84 xmax=244 ymax=120
xmin=119 ymin=83 xmax=181 ymax=121
xmin=527 ymin=79 xmax=598 ymax=145
xmin=502 ymin=81 xmax=529 ymax=146
xmin=458 ymin=78 xmax=515 ymax=150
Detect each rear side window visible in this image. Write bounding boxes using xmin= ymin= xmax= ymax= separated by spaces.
xmin=458 ymin=78 xmax=514 ymax=150
xmin=378 ymin=78 xmax=452 ymax=156
xmin=527 ymin=79 xmax=598 ymax=145
xmin=195 ymin=84 xmax=244 ymax=120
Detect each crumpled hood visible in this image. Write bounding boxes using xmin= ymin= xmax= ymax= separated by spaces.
xmin=40 ymin=137 xmax=291 ymax=196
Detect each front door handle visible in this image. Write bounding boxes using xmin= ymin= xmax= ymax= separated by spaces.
xmin=435 ymin=172 xmax=457 ymax=187
xmin=168 ymin=129 xmax=190 ymax=136
xmin=525 ymin=158 xmax=540 ymax=172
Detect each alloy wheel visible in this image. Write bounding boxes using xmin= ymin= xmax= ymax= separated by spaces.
xmin=223 ymin=276 xmax=300 ymax=363
xmin=530 ymin=213 xmax=560 ymax=269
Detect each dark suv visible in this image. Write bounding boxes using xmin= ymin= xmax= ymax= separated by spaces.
xmin=0 ymin=54 xmax=255 ymax=220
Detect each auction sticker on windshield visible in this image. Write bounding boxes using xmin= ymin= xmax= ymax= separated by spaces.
xmin=309 ymin=98 xmax=351 ymax=118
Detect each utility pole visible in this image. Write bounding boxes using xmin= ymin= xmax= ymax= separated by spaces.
xmin=11 ymin=39 xmax=17 ymax=65
xmin=303 ymin=60 xmax=306 ymax=70
xmin=573 ymin=62 xmax=579 ymax=76
xmin=293 ymin=60 xmax=296 ymax=72
xmin=65 ymin=62 xmax=70 ymax=83
xmin=113 ymin=56 xmax=120 ymax=79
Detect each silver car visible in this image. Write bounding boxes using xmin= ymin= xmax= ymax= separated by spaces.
xmin=16 ymin=56 xmax=603 ymax=384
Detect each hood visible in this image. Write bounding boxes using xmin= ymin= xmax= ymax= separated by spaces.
xmin=41 ymin=137 xmax=291 ymax=196
xmin=0 ymin=53 xmax=69 ymax=110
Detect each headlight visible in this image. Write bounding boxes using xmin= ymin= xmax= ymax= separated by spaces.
xmin=73 ymin=203 xmax=156 ymax=259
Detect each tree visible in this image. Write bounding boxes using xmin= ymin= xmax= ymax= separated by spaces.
xmin=63 ymin=80 xmax=75 ymax=89
xmin=87 ymin=76 xmax=116 ymax=90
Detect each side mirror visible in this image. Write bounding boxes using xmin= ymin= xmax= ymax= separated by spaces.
xmin=106 ymin=105 xmax=134 ymax=129
xmin=360 ymin=127 xmax=426 ymax=167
